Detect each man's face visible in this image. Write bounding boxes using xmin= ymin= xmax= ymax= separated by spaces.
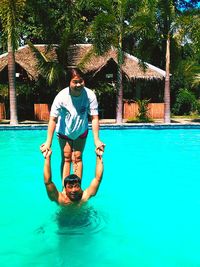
xmin=65 ymin=182 xmax=82 ymax=201
xmin=69 ymin=76 xmax=84 ymax=95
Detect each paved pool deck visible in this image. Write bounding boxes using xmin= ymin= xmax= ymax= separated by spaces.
xmin=1 ymin=118 xmax=200 ymax=130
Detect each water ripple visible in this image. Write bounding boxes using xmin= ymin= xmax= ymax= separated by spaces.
xmin=55 ymin=205 xmax=107 ymax=235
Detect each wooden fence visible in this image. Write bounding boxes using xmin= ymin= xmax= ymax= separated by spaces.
xmin=18 ymin=102 xmax=165 ymax=121
xmin=34 ymin=103 xmax=50 ymax=121
xmin=0 ymin=103 xmax=6 ymax=120
xmin=123 ymin=102 xmax=164 ymax=119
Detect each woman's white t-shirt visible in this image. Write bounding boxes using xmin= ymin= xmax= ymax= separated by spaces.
xmin=50 ymin=87 xmax=98 ymax=140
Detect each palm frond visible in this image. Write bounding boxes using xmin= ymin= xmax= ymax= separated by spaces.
xmin=77 ymin=46 xmax=96 ymax=71
xmin=0 ymin=0 xmax=26 ymax=50
xmin=193 ymin=73 xmax=200 ymax=86
xmin=91 ymin=13 xmax=117 ymax=55
xmin=27 ymin=41 xmax=66 ymax=88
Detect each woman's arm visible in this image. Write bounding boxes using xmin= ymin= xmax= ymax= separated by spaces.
xmin=91 ymin=115 xmax=105 ymax=154
xmin=40 ymin=116 xmax=57 ymax=157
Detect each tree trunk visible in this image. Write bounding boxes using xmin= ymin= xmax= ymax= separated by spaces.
xmin=164 ymin=33 xmax=171 ymax=123
xmin=116 ymin=64 xmax=123 ymax=124
xmin=8 ymin=36 xmax=18 ymax=125
xmin=116 ymin=28 xmax=123 ymax=124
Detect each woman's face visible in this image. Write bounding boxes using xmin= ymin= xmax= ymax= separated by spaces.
xmin=69 ymin=75 xmax=85 ymax=96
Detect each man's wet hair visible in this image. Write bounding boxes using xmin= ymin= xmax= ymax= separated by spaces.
xmin=64 ymin=174 xmax=81 ymax=188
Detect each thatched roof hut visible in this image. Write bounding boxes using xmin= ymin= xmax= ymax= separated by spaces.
xmin=72 ymin=44 xmax=166 ymax=80
xmin=0 ymin=44 xmax=165 ymax=81
xmin=0 ymin=45 xmax=57 ymax=81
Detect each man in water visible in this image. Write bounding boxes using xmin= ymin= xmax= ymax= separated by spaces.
xmin=43 ymin=148 xmax=104 ymax=205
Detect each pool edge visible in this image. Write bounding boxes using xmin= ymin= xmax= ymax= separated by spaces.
xmin=1 ymin=123 xmax=200 ymax=130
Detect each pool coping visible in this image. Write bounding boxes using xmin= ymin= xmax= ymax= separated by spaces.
xmin=1 ymin=122 xmax=200 ymax=130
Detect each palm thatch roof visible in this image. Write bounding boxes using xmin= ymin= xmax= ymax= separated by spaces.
xmin=74 ymin=44 xmax=166 ymax=79
xmin=0 ymin=44 xmax=165 ymax=81
xmin=0 ymin=45 xmax=57 ymax=80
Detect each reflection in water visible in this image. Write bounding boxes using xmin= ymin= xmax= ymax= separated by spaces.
xmin=55 ymin=204 xmax=106 ymax=235
xmin=34 ymin=204 xmax=108 ymax=266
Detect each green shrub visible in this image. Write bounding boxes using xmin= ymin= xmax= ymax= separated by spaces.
xmin=136 ymin=99 xmax=150 ymax=121
xmin=173 ymin=88 xmax=198 ymax=115
xmin=195 ymin=100 xmax=200 ymax=114
xmin=127 ymin=99 xmax=154 ymax=123
xmin=0 ymin=84 xmax=8 ymax=98
xmin=0 ymin=83 xmax=34 ymax=97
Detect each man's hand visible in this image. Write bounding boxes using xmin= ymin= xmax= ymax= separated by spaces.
xmin=44 ymin=148 xmax=52 ymax=158
xmin=95 ymin=144 xmax=105 ymax=158
xmin=40 ymin=143 xmax=51 ymax=158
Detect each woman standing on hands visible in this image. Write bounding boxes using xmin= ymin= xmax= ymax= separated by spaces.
xmin=40 ymin=68 xmax=105 ymax=186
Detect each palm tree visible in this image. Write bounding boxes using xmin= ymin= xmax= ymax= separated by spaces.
xmin=157 ymin=0 xmax=176 ymax=123
xmin=115 ymin=0 xmax=124 ymax=124
xmin=155 ymin=0 xmax=199 ymax=123
xmin=90 ymin=0 xmax=139 ymax=124
xmin=164 ymin=30 xmax=171 ymax=124
xmin=89 ymin=0 xmax=160 ymax=123
xmin=0 ymin=0 xmax=26 ymax=125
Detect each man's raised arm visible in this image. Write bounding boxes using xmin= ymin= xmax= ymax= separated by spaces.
xmin=84 ymin=153 xmax=104 ymax=198
xmin=43 ymin=149 xmax=59 ymax=202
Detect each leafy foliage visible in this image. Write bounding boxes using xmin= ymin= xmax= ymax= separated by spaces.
xmin=27 ymin=40 xmax=67 ymax=91
xmin=136 ymin=98 xmax=151 ymax=121
xmin=92 ymin=13 xmax=117 ymax=54
xmin=126 ymin=98 xmax=153 ymax=123
xmin=173 ymin=88 xmax=199 ymax=115
xmin=0 ymin=82 xmax=35 ymax=97
xmin=0 ymin=0 xmax=26 ymax=50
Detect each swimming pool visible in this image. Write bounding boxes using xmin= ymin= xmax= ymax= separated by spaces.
xmin=1 ymin=129 xmax=200 ymax=267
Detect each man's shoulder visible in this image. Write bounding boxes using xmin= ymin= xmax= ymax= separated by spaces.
xmin=81 ymin=189 xmax=92 ymax=202
xmin=57 ymin=191 xmax=72 ymax=205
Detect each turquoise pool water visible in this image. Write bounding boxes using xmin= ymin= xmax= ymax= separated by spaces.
xmin=1 ymin=129 xmax=200 ymax=267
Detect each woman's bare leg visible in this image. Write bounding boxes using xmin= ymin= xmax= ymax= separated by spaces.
xmin=58 ymin=138 xmax=73 ymax=186
xmin=72 ymin=137 xmax=87 ymax=179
